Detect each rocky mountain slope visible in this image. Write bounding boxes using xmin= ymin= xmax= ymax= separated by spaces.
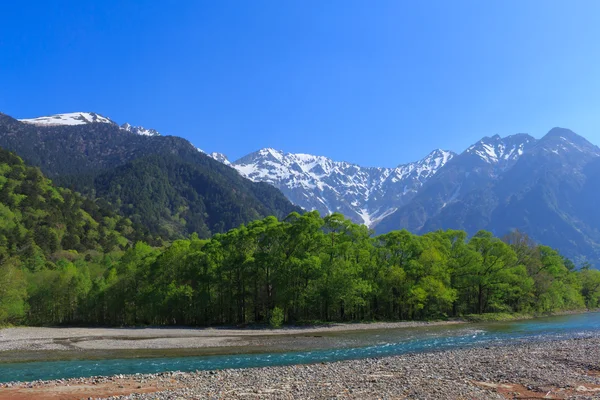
xmin=210 ymin=129 xmax=600 ymax=263
xmin=217 ymin=148 xmax=455 ymax=226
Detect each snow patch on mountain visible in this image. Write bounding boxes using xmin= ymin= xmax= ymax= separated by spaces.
xmin=228 ymin=148 xmax=455 ymax=227
xmin=209 ymin=152 xmax=231 ymax=165
xmin=466 ymin=134 xmax=535 ymax=167
xmin=20 ymin=112 xmax=115 ymax=126
xmin=120 ymin=123 xmax=161 ymax=136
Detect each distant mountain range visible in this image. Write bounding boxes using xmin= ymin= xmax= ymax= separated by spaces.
xmin=5 ymin=111 xmax=600 ymax=264
xmin=210 ymin=128 xmax=600 ymax=265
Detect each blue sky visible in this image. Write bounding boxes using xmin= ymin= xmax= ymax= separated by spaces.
xmin=2 ymin=1 xmax=600 ymax=167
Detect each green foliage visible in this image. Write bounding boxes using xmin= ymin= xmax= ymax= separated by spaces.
xmin=0 ymin=147 xmax=144 ymax=264
xmin=269 ymin=307 xmax=284 ymax=328
xmin=462 ymin=312 xmax=532 ymax=322
xmin=0 ymin=149 xmax=596 ymax=327
xmin=580 ymin=268 xmax=600 ymax=308
xmin=0 ymin=258 xmax=27 ymax=324
xmin=0 ymin=147 xmax=153 ymax=324
xmin=3 ymin=210 xmax=595 ymax=327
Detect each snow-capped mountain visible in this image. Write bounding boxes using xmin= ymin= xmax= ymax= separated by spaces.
xmin=375 ymin=133 xmax=539 ymax=235
xmin=374 ymin=128 xmax=600 ymax=264
xmin=20 ymin=112 xmax=115 ymax=126
xmin=465 ymin=133 xmax=536 ymax=170
xmin=219 ymin=148 xmax=455 ymax=227
xmin=534 ymin=127 xmax=600 ymax=160
xmin=120 ymin=123 xmax=161 ymax=137
xmin=7 ymin=111 xmax=600 ymax=263
xmin=206 ymin=133 xmax=548 ymax=229
xmin=209 ymin=152 xmax=231 ymax=165
xmin=19 ymin=113 xmax=163 ymax=137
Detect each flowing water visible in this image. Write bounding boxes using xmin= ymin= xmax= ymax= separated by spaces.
xmin=1 ymin=312 xmax=599 ymax=383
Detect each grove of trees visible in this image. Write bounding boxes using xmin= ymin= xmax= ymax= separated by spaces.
xmin=3 ymin=211 xmax=599 ymax=326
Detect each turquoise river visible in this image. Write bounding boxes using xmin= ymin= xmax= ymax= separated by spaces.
xmin=1 ymin=312 xmax=599 ymax=383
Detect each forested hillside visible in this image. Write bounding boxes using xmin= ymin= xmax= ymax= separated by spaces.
xmin=0 ymin=147 xmax=146 ymax=259
xmin=0 ymin=113 xmax=300 ymax=239
xmin=90 ymin=155 xmax=299 ymax=239
xmin=0 ymin=147 xmax=153 ymax=323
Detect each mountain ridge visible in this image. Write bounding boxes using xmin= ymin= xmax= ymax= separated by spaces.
xmin=0 ymin=112 xmax=301 ymax=239
xmin=19 ymin=112 xmax=163 ymax=138
xmin=7 ymin=111 xmax=600 ymax=264
xmin=375 ymin=127 xmax=600 ymax=263
xmin=224 ymin=147 xmax=455 ymax=226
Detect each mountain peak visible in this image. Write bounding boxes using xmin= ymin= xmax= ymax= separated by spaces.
xmin=545 ymin=127 xmax=578 ymax=138
xmin=538 ymin=127 xmax=600 ymax=156
xmin=541 ymin=127 xmax=591 ymax=147
xmin=120 ymin=123 xmax=161 ymax=137
xmin=421 ymin=148 xmax=455 ymax=164
xmin=209 ymin=152 xmax=231 ymax=165
xmin=466 ymin=133 xmax=536 ymax=165
xmin=19 ymin=112 xmax=115 ymax=126
xmin=258 ymin=148 xmax=285 ymax=161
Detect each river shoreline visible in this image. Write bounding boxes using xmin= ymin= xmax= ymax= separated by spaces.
xmin=2 ymin=309 xmax=597 ymax=354
xmin=0 ymin=320 xmax=464 ymax=354
xmin=0 ymin=336 xmax=599 ymax=399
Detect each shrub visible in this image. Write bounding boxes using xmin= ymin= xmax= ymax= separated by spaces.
xmin=269 ymin=307 xmax=284 ymax=328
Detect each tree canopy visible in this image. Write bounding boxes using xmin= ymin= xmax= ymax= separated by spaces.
xmin=3 ymin=211 xmax=597 ymax=326
xmin=0 ymin=145 xmax=597 ymax=326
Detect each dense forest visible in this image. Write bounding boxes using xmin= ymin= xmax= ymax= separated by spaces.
xmin=0 ymin=147 xmax=150 ymax=323
xmin=0 ymin=146 xmax=599 ymax=326
xmin=0 ymin=147 xmax=153 ymax=257
xmin=2 ymin=208 xmax=600 ymax=325
xmin=89 ymin=155 xmax=299 ymax=239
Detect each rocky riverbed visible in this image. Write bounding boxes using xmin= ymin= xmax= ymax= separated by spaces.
xmin=1 ymin=336 xmax=599 ymax=399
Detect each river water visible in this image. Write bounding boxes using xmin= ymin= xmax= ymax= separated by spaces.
xmin=1 ymin=312 xmax=599 ymax=383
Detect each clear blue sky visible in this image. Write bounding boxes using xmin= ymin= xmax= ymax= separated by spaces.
xmin=2 ymin=1 xmax=600 ymax=167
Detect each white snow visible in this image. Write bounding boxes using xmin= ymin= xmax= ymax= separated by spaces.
xmin=466 ymin=135 xmax=531 ymax=167
xmin=209 ymin=152 xmax=231 ymax=165
xmin=20 ymin=112 xmax=115 ymax=126
xmin=222 ymin=147 xmax=455 ymax=227
xmin=20 ymin=113 xmax=168 ymax=139
xmin=121 ymin=123 xmax=161 ymax=136
xmin=357 ymin=208 xmax=372 ymax=226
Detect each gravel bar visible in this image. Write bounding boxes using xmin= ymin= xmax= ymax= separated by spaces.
xmin=0 ymin=321 xmax=463 ymax=352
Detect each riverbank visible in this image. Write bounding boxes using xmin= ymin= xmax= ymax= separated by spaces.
xmin=0 ymin=336 xmax=599 ymax=399
xmin=0 ymin=320 xmax=464 ymax=353
xmin=463 ymin=308 xmax=599 ymax=322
